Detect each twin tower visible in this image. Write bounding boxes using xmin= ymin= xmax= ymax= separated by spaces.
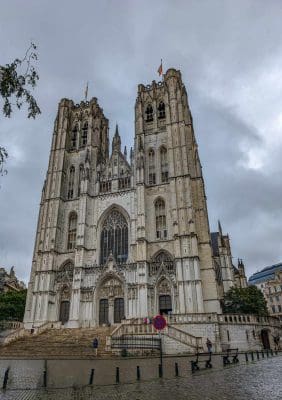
xmin=24 ymin=68 xmax=235 ymax=329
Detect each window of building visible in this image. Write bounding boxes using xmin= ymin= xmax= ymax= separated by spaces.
xmin=276 ymin=296 xmax=280 ymax=302
xmin=118 ymin=177 xmax=130 ymax=190
xmin=71 ymin=125 xmax=78 ymax=149
xmin=148 ymin=149 xmax=156 ymax=185
xmin=278 ymin=305 xmax=282 ymax=313
xmin=227 ymin=330 xmax=230 ymax=341
xmin=160 ymin=146 xmax=168 ymax=183
xmin=67 ymin=166 xmax=75 ymax=199
xmin=145 ymin=104 xmax=153 ymax=122
xmin=274 ymin=286 xmax=277 ymax=292
xmin=157 ymin=101 xmax=166 ymax=119
xmin=100 ymin=209 xmax=128 ymax=265
xmin=80 ymin=122 xmax=88 ymax=147
xmin=155 ymin=198 xmax=167 ymax=239
xmin=78 ymin=164 xmax=84 ymax=197
xmin=270 ymin=297 xmax=273 ymax=303
xmin=67 ymin=212 xmax=77 ymax=250
xmin=272 ymin=305 xmax=276 ymax=313
xmin=149 ymin=251 xmax=174 ymax=275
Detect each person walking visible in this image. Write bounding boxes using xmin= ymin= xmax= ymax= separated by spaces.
xmin=93 ymin=337 xmax=98 ymax=356
xmin=206 ymin=338 xmax=212 ymax=353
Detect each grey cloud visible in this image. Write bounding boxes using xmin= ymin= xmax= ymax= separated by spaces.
xmin=1 ymin=0 xmax=282 ymax=282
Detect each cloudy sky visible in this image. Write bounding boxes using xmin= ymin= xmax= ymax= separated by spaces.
xmin=1 ymin=0 xmax=282 ymax=284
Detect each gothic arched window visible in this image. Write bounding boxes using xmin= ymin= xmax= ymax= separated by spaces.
xmin=158 ymin=101 xmax=166 ymax=119
xmin=148 ymin=149 xmax=156 ymax=185
xmin=80 ymin=122 xmax=88 ymax=147
xmin=67 ymin=166 xmax=75 ymax=199
xmin=145 ymin=104 xmax=153 ymax=122
xmin=71 ymin=125 xmax=78 ymax=150
xmin=155 ymin=198 xmax=167 ymax=239
xmin=67 ymin=212 xmax=77 ymax=250
xmin=100 ymin=209 xmax=128 ymax=265
xmin=78 ymin=164 xmax=84 ymax=197
xmin=160 ymin=146 xmax=168 ymax=183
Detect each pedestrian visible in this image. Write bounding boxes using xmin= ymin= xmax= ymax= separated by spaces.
xmin=206 ymin=338 xmax=212 ymax=353
xmin=93 ymin=337 xmax=98 ymax=356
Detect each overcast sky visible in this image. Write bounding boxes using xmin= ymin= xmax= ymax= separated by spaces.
xmin=1 ymin=0 xmax=282 ymax=284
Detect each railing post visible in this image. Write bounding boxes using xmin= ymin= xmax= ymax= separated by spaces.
xmin=251 ymin=352 xmax=254 ymax=362
xmin=89 ymin=369 xmax=94 ymax=385
xmin=116 ymin=367 xmax=120 ymax=384
xmin=2 ymin=367 xmax=10 ymax=390
xmin=175 ymin=362 xmax=179 ymax=377
xmin=256 ymin=351 xmax=259 ymax=360
xmin=159 ymin=364 xmax=163 ymax=378
xmin=245 ymin=352 xmax=248 ymax=363
xmin=136 ymin=365 xmax=140 ymax=381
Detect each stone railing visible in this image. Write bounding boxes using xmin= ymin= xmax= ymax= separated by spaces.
xmin=2 ymin=321 xmax=57 ymax=346
xmin=0 ymin=320 xmax=23 ymax=331
xmin=218 ymin=314 xmax=281 ymax=327
xmin=165 ymin=325 xmax=202 ymax=349
xmin=167 ymin=313 xmax=218 ymax=324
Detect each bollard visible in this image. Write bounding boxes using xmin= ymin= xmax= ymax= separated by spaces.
xmin=136 ymin=366 xmax=140 ymax=381
xmin=251 ymin=352 xmax=254 ymax=362
xmin=175 ymin=362 xmax=179 ymax=377
xmin=270 ymin=349 xmax=273 ymax=356
xmin=266 ymin=349 xmax=269 ymax=358
xmin=43 ymin=370 xmax=47 ymax=387
xmin=261 ymin=350 xmax=264 ymax=358
xmin=116 ymin=367 xmax=120 ymax=384
xmin=245 ymin=352 xmax=248 ymax=363
xmin=256 ymin=351 xmax=260 ymax=360
xmin=2 ymin=367 xmax=10 ymax=390
xmin=89 ymin=369 xmax=94 ymax=385
xmin=159 ymin=364 xmax=163 ymax=378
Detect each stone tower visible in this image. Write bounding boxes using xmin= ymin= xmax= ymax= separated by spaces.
xmin=24 ymin=68 xmax=221 ymax=330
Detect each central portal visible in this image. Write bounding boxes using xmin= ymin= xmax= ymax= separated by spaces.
xmin=98 ymin=277 xmax=124 ymax=325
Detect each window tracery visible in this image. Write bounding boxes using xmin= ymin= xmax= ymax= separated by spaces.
xmin=56 ymin=262 xmax=74 ymax=283
xmin=150 ymin=251 xmax=174 ymax=275
xmin=71 ymin=125 xmax=78 ymax=149
xmin=145 ymin=104 xmax=153 ymax=122
xmin=160 ymin=146 xmax=168 ymax=183
xmin=67 ymin=166 xmax=75 ymax=199
xmin=81 ymin=122 xmax=88 ymax=147
xmin=78 ymin=164 xmax=84 ymax=196
xmin=67 ymin=212 xmax=77 ymax=250
xmin=100 ymin=209 xmax=128 ymax=265
xmin=148 ymin=149 xmax=156 ymax=185
xmin=158 ymin=101 xmax=166 ymax=119
xmin=155 ymin=199 xmax=167 ymax=239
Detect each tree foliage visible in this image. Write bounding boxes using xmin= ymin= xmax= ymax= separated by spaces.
xmin=222 ymin=286 xmax=268 ymax=316
xmin=0 ymin=42 xmax=40 ymax=175
xmin=0 ymin=289 xmax=27 ymax=321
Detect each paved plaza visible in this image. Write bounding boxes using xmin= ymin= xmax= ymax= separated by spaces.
xmin=0 ymin=357 xmax=282 ymax=400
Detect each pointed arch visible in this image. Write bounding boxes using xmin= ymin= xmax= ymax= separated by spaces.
xmin=150 ymin=250 xmax=174 ymax=275
xmin=78 ymin=164 xmax=84 ymax=197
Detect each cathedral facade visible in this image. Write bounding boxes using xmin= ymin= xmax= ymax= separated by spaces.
xmin=24 ymin=68 xmax=240 ymax=329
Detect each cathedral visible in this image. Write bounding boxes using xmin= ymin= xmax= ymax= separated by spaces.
xmin=24 ymin=68 xmax=247 ymax=330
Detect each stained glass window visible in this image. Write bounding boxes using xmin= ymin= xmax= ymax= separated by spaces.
xmin=100 ymin=210 xmax=128 ymax=265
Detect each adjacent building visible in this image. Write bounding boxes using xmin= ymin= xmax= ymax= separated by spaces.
xmin=249 ymin=262 xmax=282 ymax=321
xmin=0 ymin=267 xmax=26 ymax=293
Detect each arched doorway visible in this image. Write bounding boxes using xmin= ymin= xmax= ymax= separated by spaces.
xmin=98 ymin=277 xmax=124 ymax=325
xmin=59 ymin=285 xmax=71 ymax=324
xmin=261 ymin=329 xmax=270 ymax=349
xmin=157 ymin=278 xmax=172 ymax=315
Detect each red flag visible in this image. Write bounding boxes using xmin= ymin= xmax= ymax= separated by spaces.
xmin=158 ymin=60 xmax=163 ymax=76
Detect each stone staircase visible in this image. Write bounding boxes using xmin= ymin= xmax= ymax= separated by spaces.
xmin=0 ymin=326 xmax=114 ymax=359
